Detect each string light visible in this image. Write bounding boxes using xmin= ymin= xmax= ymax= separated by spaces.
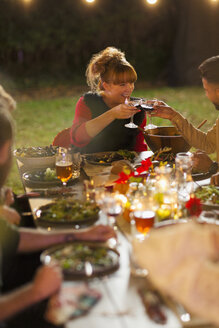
xmin=146 ymin=0 xmax=158 ymax=5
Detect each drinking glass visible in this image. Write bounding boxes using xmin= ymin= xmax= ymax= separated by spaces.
xmin=143 ymin=99 xmax=157 ymax=130
xmin=175 ymin=152 xmax=194 ymax=203
xmin=56 ymin=147 xmax=73 ymax=186
xmin=124 ymin=98 xmax=138 ymax=129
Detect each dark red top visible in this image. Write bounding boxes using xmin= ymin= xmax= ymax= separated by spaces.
xmin=70 ymin=96 xmax=147 ymax=152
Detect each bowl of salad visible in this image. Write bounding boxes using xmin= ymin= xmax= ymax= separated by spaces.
xmin=14 ymin=145 xmax=57 ymax=168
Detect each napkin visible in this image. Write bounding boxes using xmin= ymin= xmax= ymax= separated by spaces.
xmin=45 ymin=284 xmax=101 ymax=325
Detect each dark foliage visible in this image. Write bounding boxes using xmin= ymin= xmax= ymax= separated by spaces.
xmin=0 ymin=0 xmax=176 ymax=83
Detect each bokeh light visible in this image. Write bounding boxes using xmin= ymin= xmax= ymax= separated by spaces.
xmin=146 ymin=0 xmax=158 ymax=5
xmin=85 ymin=0 xmax=95 ymax=3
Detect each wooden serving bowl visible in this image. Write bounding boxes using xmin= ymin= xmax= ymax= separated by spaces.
xmin=143 ymin=126 xmax=190 ymax=154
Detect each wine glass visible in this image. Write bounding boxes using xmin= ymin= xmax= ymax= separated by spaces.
xmin=124 ymin=98 xmax=138 ymax=129
xmin=143 ymin=99 xmax=157 ymax=130
xmin=56 ymin=147 xmax=73 ymax=186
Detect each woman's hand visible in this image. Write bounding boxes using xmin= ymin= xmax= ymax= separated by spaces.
xmin=110 ymin=104 xmax=140 ymax=120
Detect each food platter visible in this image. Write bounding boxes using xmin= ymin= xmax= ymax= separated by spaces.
xmin=195 ymin=185 xmax=219 ymax=211
xmin=84 ymin=150 xmax=137 ymax=166
xmin=22 ymin=168 xmax=79 ymax=188
xmin=41 ymin=242 xmax=120 ymax=279
xmin=35 ymin=199 xmax=99 ymax=229
xmin=14 ymin=146 xmax=57 ymax=168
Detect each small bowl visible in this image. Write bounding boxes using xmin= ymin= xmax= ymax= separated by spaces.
xmin=143 ymin=126 xmax=190 ymax=154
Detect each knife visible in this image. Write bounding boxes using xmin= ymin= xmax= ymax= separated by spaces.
xmin=138 ymin=288 xmax=167 ymax=324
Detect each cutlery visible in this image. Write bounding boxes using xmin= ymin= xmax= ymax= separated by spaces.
xmin=138 ymin=288 xmax=167 ymax=324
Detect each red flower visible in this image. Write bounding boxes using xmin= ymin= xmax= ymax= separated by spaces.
xmin=136 ymin=158 xmax=152 ymax=175
xmin=185 ymin=196 xmax=202 ymax=217
xmin=114 ymin=171 xmax=134 ymax=184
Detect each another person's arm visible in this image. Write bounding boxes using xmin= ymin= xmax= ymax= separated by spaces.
xmin=18 ymin=225 xmax=115 ymax=253
xmin=151 ymin=103 xmax=216 ymax=153
xmin=0 ymin=265 xmax=62 ymax=321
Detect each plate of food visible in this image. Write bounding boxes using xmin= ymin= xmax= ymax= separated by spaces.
xmin=22 ymin=167 xmax=79 ymax=188
xmin=85 ymin=150 xmax=137 ymax=166
xmin=35 ymin=199 xmax=99 ymax=228
xmin=195 ymin=185 xmax=219 ymax=210
xmin=41 ymin=242 xmax=120 ymax=279
xmin=14 ymin=145 xmax=57 ymax=168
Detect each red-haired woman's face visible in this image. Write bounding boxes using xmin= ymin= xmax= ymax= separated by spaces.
xmin=103 ymin=81 xmax=135 ymax=106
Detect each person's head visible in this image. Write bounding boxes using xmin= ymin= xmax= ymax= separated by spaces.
xmin=0 ymin=106 xmax=14 ymax=188
xmin=198 ymin=55 xmax=219 ymax=110
xmin=86 ymin=47 xmax=137 ymax=106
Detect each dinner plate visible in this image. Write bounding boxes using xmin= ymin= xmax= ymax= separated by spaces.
xmin=84 ymin=150 xmax=137 ymax=166
xmin=35 ymin=199 xmax=99 ymax=229
xmin=41 ymin=242 xmax=120 ymax=280
xmin=22 ymin=168 xmax=79 ymax=188
xmin=194 ymin=185 xmax=219 ymax=211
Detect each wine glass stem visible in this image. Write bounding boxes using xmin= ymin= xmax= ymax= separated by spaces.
xmin=130 ymin=115 xmax=134 ymax=123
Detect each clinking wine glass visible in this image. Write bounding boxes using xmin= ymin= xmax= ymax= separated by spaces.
xmin=56 ymin=147 xmax=73 ymax=186
xmin=124 ymin=98 xmax=138 ymax=129
xmin=143 ymin=98 xmax=158 ymax=130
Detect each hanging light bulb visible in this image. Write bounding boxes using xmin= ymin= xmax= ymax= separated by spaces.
xmin=146 ymin=0 xmax=158 ymax=5
xmin=85 ymin=0 xmax=95 ymax=3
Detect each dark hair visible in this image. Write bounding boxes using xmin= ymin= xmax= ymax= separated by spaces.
xmin=86 ymin=47 xmax=137 ymax=92
xmin=198 ymin=55 xmax=219 ymax=84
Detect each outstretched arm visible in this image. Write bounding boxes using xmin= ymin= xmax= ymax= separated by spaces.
xmin=18 ymin=225 xmax=116 ymax=253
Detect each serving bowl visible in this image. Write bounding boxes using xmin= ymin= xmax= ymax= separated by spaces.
xmin=143 ymin=126 xmax=190 ymax=154
xmin=14 ymin=146 xmax=56 ymax=169
xmin=34 ymin=199 xmax=99 ymax=229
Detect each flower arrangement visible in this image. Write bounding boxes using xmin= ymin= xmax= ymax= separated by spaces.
xmin=185 ymin=195 xmax=202 ymax=217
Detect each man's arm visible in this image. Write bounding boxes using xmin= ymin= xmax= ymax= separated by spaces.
xmin=18 ymin=225 xmax=116 ymax=253
xmin=0 ymin=265 xmax=62 ymax=321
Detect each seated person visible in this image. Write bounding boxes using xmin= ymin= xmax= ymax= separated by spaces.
xmin=150 ymin=55 xmax=219 ymax=185
xmin=0 ymin=106 xmax=115 ymax=326
xmin=70 ymin=47 xmax=147 ymax=153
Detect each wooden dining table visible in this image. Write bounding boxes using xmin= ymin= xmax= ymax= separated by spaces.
xmin=16 ymin=151 xmax=215 ymax=328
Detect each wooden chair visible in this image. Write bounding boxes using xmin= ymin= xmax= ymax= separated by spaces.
xmin=52 ymin=127 xmax=72 ymax=148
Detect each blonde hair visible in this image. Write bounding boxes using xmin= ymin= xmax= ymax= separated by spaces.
xmin=86 ymin=47 xmax=137 ymax=92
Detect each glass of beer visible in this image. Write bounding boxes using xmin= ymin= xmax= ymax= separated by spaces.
xmin=130 ymin=197 xmax=156 ymax=241
xmin=56 ymin=147 xmax=73 ymax=186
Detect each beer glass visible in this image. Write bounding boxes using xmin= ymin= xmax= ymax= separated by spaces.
xmin=56 ymin=147 xmax=73 ymax=186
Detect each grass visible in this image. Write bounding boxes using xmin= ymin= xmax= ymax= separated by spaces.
xmin=7 ymin=86 xmax=218 ymax=194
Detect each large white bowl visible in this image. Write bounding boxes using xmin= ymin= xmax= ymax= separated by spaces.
xmin=14 ymin=147 xmax=56 ymax=169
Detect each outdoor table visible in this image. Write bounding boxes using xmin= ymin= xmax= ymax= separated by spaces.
xmin=15 ymin=152 xmax=216 ymax=328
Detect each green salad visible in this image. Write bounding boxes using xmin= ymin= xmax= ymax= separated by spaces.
xmin=195 ymin=185 xmax=219 ymax=204
xmin=51 ymin=244 xmax=115 ymax=272
xmin=15 ymin=145 xmax=56 ymax=157
xmin=39 ymin=199 xmax=99 ymax=222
